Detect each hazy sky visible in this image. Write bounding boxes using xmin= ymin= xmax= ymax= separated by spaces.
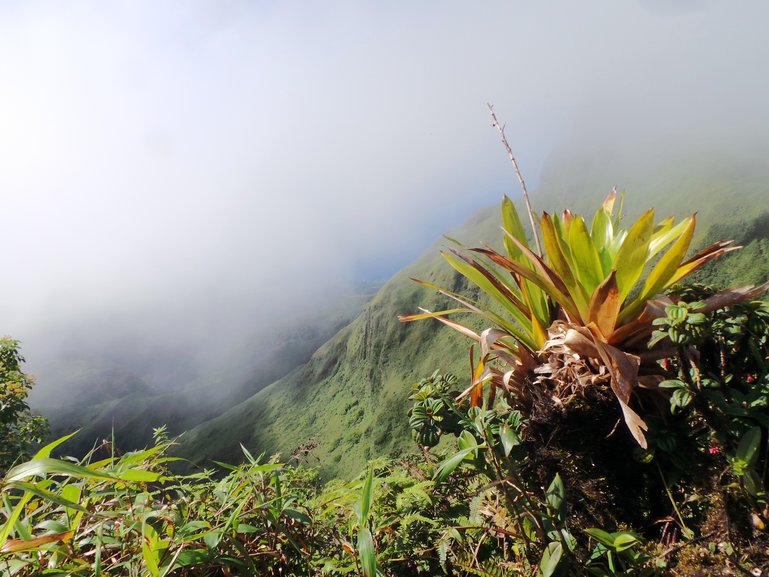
xmin=1 ymin=1 xmax=767 ymax=364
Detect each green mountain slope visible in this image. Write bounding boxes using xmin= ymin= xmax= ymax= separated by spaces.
xmin=179 ymin=155 xmax=769 ymax=480
xmin=178 ymin=208 xmax=500 ymax=478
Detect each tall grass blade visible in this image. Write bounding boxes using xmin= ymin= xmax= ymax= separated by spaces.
xmin=5 ymin=457 xmax=119 ymax=483
xmin=358 ymin=465 xmax=375 ymax=525
xmin=357 ymin=527 xmax=377 ymax=577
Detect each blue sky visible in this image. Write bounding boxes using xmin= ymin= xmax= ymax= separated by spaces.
xmin=1 ymin=0 xmax=767 ymax=358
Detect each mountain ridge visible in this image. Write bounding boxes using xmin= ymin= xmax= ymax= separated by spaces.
xmin=178 ymin=155 xmax=769 ymax=479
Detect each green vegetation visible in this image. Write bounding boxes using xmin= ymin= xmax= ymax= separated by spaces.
xmin=4 ymin=179 xmax=769 ymax=574
xmin=2 ymin=283 xmax=769 ymax=574
xmin=0 ymin=338 xmax=48 ymax=473
xmin=402 ymin=191 xmax=743 ymax=447
xmin=397 ymin=189 xmax=769 ymax=573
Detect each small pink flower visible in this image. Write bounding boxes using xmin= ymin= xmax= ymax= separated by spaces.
xmin=708 ymin=445 xmax=721 ymax=455
xmin=747 ymin=374 xmax=757 ymax=383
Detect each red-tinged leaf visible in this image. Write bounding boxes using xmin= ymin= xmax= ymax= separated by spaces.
xmin=562 ymin=209 xmax=574 ymax=229
xmin=679 ymin=239 xmax=736 ymax=266
xmin=495 ymin=233 xmax=574 ymax=300
xmin=696 ymin=282 xmax=769 ymax=313
xmin=1 ymin=531 xmax=74 ymax=553
xmin=400 ymin=277 xmax=536 ymax=350
xmin=473 ymin=245 xmax=579 ymax=321
xmin=445 ymin=250 xmax=535 ymax=329
xmin=602 ymin=188 xmax=617 ymax=214
xmin=406 ymin=276 xmax=527 ymax=327
xmin=588 ymin=271 xmax=622 ymax=341
xmin=609 ymin=298 xmax=671 ymax=346
xmin=666 ymin=242 xmax=740 ymax=286
xmin=592 ymin=338 xmax=640 ymax=405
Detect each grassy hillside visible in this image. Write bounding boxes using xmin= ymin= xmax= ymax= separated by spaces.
xmin=179 ymin=155 xmax=769 ymax=480
xmin=178 ymin=208 xmax=500 ymax=478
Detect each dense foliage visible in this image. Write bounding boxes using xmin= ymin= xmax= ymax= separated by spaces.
xmin=2 ymin=195 xmax=769 ymax=575
xmin=400 ymin=194 xmax=769 ymax=575
xmin=0 ymin=338 xmax=48 ymax=473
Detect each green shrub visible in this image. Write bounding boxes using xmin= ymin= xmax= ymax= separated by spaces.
xmin=0 ymin=338 xmax=48 ymax=474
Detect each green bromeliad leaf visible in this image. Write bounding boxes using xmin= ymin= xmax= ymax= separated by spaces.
xmin=613 ymin=209 xmax=655 ymax=302
xmin=591 ymin=206 xmax=614 ymax=274
xmin=567 ymin=215 xmax=605 ymax=295
xmin=620 ymin=215 xmax=696 ymax=323
xmin=501 ymin=194 xmax=530 ymax=261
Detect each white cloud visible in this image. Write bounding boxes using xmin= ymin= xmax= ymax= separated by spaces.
xmin=0 ymin=0 xmax=767 ymax=367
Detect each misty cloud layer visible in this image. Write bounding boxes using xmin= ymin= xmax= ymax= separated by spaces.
xmin=1 ymin=1 xmax=767 ymax=384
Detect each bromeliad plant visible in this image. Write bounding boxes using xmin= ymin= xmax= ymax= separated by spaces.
xmin=401 ymin=191 xmax=766 ymax=447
